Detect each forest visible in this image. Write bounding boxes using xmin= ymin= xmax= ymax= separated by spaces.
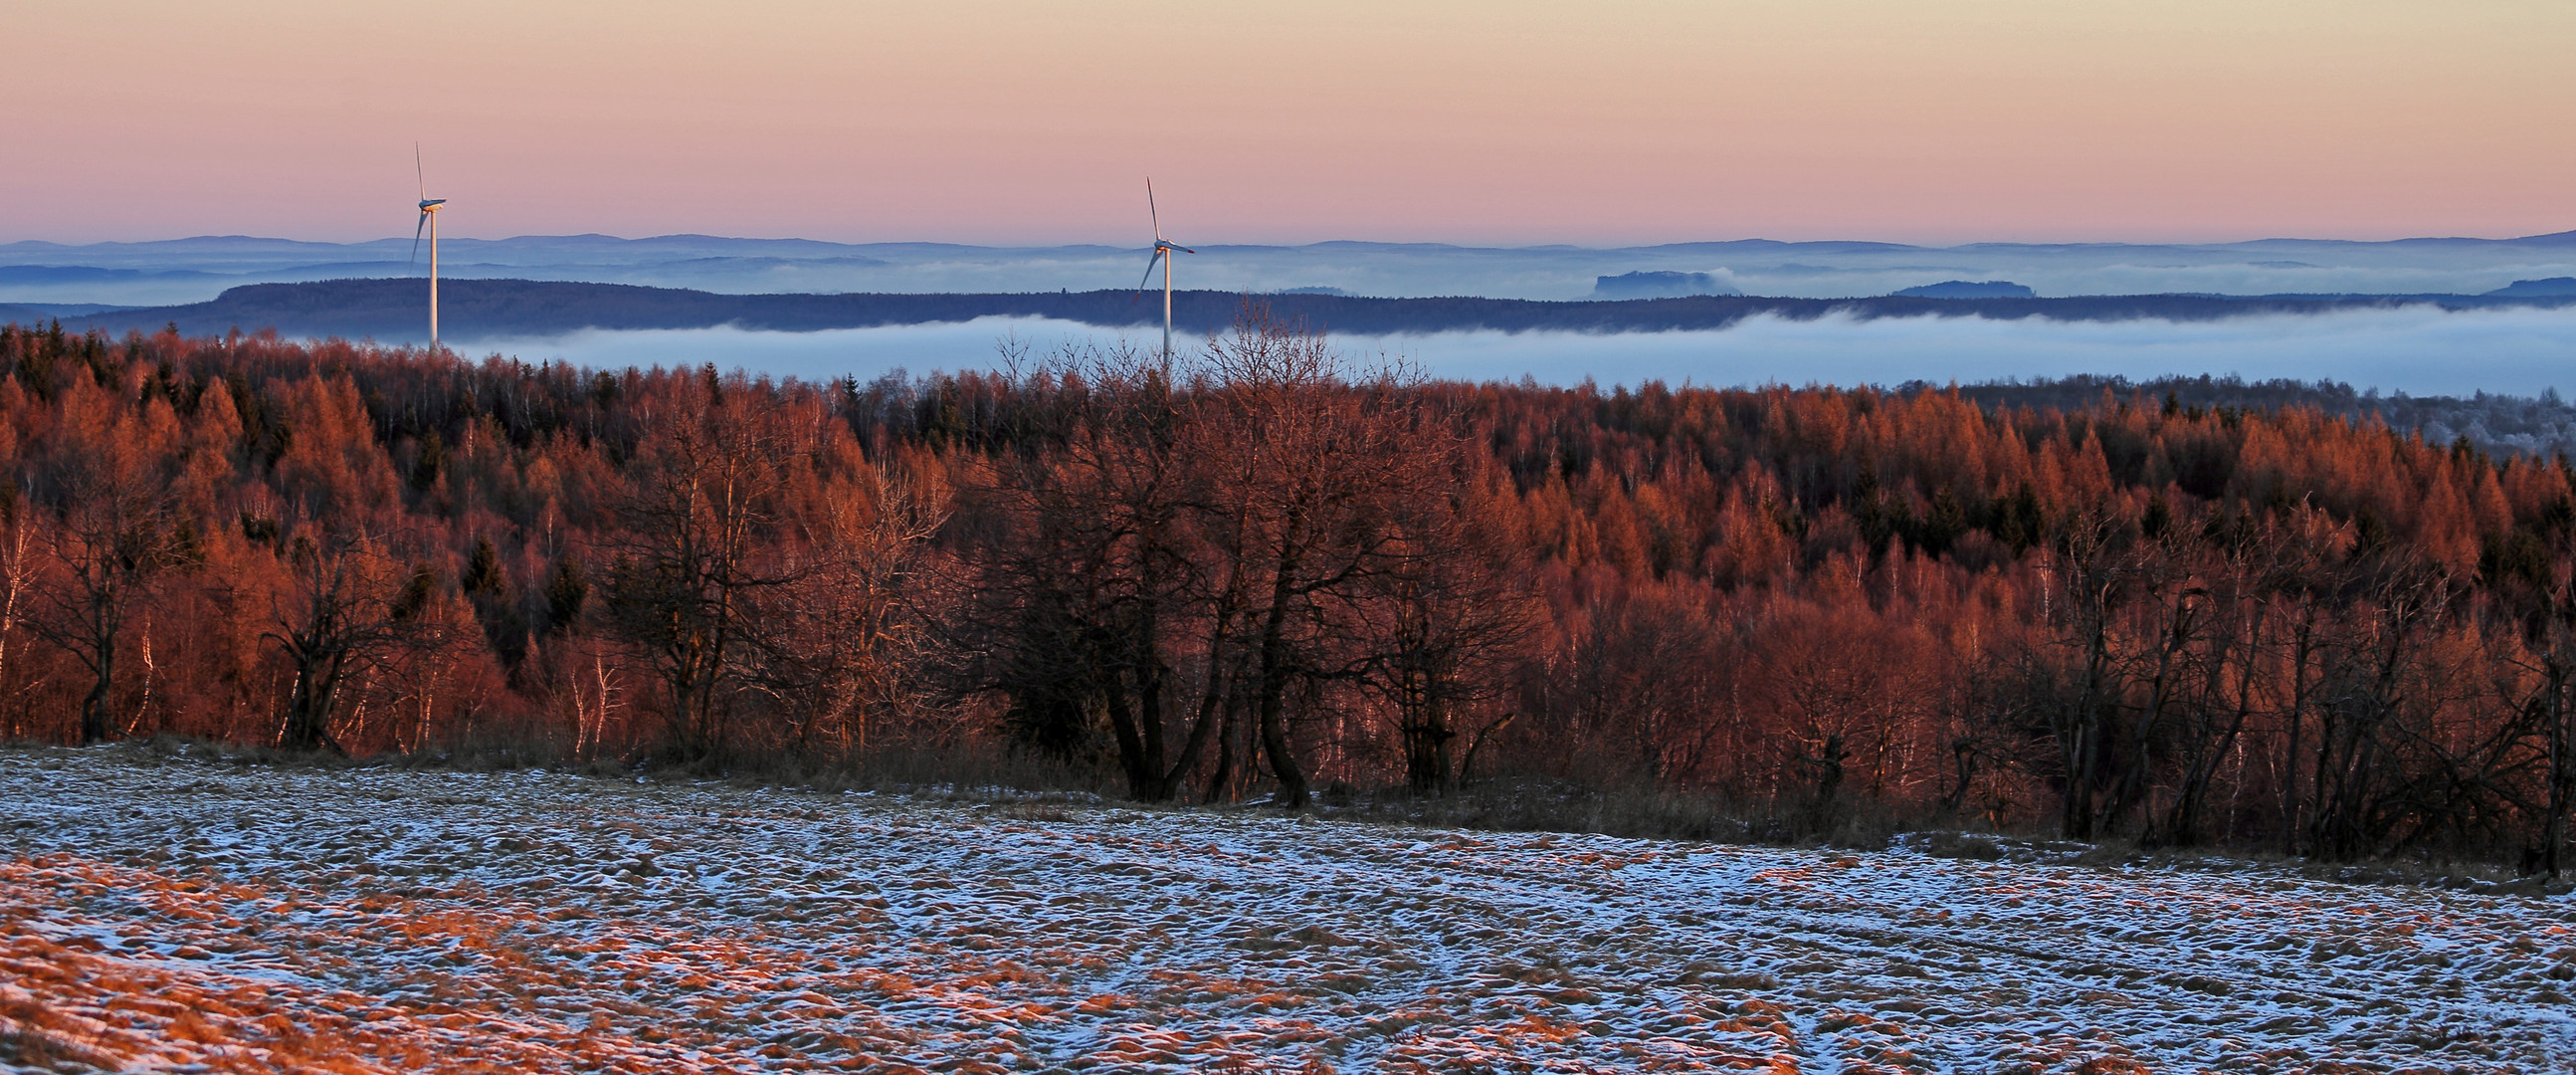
xmin=0 ymin=313 xmax=2570 ymax=873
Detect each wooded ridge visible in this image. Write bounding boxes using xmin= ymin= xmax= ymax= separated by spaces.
xmin=27 ymin=277 xmax=2576 ymax=341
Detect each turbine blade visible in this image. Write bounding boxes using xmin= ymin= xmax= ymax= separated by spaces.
xmin=1133 ymin=248 xmax=1165 ymax=297
xmin=411 ymin=212 xmax=428 ymax=267
xmin=1173 ymin=244 xmax=1195 ymax=255
xmin=1147 ymin=178 xmax=1160 ymax=241
xmin=416 ymin=142 xmax=425 ymax=200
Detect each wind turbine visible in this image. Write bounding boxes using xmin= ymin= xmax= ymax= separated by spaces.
xmin=410 ymin=144 xmax=447 ymax=351
xmin=1133 ymin=179 xmax=1194 ymax=361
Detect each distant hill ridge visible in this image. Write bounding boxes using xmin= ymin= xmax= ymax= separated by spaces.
xmin=2486 ymin=277 xmax=2576 ymax=298
xmin=17 ymin=277 xmax=2576 ymax=342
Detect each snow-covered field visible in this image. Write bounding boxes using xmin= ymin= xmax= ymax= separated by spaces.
xmin=4 ymin=750 xmax=2573 ymax=1074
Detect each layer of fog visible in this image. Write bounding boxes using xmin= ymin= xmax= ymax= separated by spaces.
xmin=468 ymin=304 xmax=2576 ymax=399
xmin=7 ymin=233 xmax=2571 ymax=307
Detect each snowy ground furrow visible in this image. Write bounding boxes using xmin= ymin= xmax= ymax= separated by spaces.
xmin=4 ymin=751 xmax=2575 ymax=1073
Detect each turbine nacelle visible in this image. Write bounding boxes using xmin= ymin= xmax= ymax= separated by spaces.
xmin=411 ymin=145 xmax=449 ymax=268
xmin=1136 ymin=179 xmax=1197 ymax=298
xmin=1137 ymin=178 xmax=1195 ymax=360
xmin=1136 ymin=239 xmax=1196 ymax=295
xmin=414 ymin=143 xmax=446 ymax=350
xmin=410 ymin=206 xmax=442 ymax=265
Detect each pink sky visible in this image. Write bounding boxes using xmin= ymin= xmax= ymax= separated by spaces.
xmin=9 ymin=0 xmax=2572 ymax=246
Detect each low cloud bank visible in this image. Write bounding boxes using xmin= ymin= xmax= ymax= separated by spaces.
xmin=467 ymin=304 xmax=2576 ymax=398
xmin=15 ymin=234 xmax=2576 ymax=305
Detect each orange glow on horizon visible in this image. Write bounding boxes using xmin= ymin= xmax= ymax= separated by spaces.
xmin=6 ymin=0 xmax=2572 ymax=245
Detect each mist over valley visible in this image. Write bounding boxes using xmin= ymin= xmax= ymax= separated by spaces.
xmin=7 ymin=229 xmax=2576 ymax=308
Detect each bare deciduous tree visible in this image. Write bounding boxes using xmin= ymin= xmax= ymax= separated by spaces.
xmin=1199 ymin=313 xmax=1441 ymax=807
xmin=26 ymin=404 xmax=181 ymax=745
xmin=268 ymin=532 xmax=436 ymax=753
xmin=600 ymin=369 xmax=802 ymax=762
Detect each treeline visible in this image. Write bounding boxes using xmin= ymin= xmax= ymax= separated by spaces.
xmin=1 ymin=316 xmax=2571 ymax=871
xmin=1950 ymin=374 xmax=2576 ymax=460
xmin=58 ymin=277 xmax=2576 ymax=343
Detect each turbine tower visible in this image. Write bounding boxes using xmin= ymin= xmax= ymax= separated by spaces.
xmin=411 ymin=145 xmax=448 ymax=351
xmin=1133 ymin=179 xmax=1194 ymax=361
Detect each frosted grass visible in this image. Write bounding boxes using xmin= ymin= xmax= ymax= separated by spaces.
xmin=6 ymin=750 xmax=2573 ymax=1072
